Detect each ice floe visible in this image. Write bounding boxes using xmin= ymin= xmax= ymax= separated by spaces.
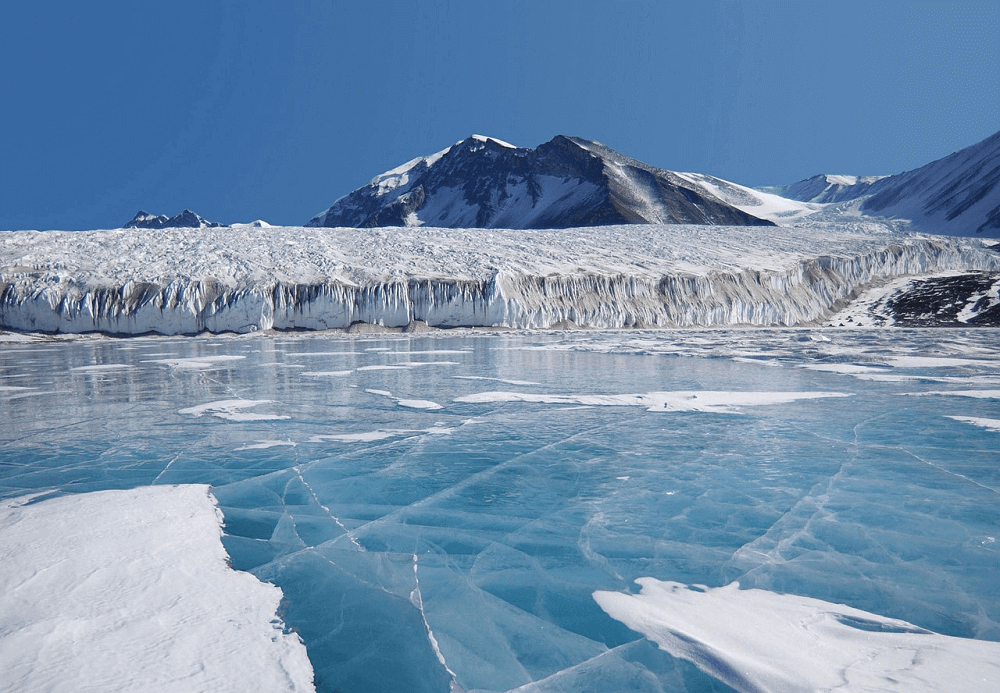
xmin=454 ymin=390 xmax=850 ymax=413
xmin=595 ymin=578 xmax=1000 ymax=693
xmin=366 ymin=388 xmax=443 ymax=410
xmin=178 ymin=398 xmax=291 ymax=421
xmin=0 ymin=485 xmax=314 ymax=692
xmin=147 ymin=355 xmax=246 ymax=369
xmin=949 ymin=416 xmax=1000 ymax=432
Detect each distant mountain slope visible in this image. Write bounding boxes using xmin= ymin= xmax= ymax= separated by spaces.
xmin=760 ymin=174 xmax=888 ymax=204
xmin=767 ymin=129 xmax=1000 ymax=237
xmin=307 ymin=135 xmax=774 ymax=229
xmin=672 ymin=172 xmax=820 ymax=224
xmin=124 ymin=210 xmax=223 ymax=229
xmin=861 ymin=130 xmax=1000 ymax=237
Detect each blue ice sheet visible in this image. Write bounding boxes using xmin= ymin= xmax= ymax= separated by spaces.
xmin=2 ymin=329 xmax=998 ymax=692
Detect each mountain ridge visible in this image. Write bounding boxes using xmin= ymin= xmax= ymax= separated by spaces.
xmin=124 ymin=210 xmax=223 ymax=229
xmin=766 ymin=129 xmax=1000 ymax=236
xmin=306 ymin=135 xmax=775 ymax=229
xmin=759 ymin=174 xmax=889 ymax=204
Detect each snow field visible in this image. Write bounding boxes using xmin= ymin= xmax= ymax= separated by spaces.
xmin=0 ymin=485 xmax=314 ymax=692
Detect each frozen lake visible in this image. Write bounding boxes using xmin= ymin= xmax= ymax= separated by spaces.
xmin=2 ymin=328 xmax=999 ymax=692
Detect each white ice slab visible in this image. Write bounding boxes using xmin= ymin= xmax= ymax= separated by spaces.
xmin=0 ymin=485 xmax=314 ymax=692
xmin=454 ymin=390 xmax=850 ymax=413
xmin=595 ymin=578 xmax=1000 ymax=693
xmin=948 ymin=416 xmax=1000 ymax=432
xmin=916 ymin=389 xmax=1000 ymax=399
xmin=147 ymin=355 xmax=246 ymax=369
xmin=178 ymin=399 xmax=291 ymax=421
xmin=235 ymin=439 xmax=298 ymax=451
xmin=366 ymin=388 xmax=444 ymax=410
xmin=70 ymin=364 xmax=135 ymax=372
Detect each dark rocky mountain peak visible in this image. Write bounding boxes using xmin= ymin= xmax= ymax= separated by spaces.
xmin=306 ymin=135 xmax=774 ymax=229
xmin=124 ymin=209 xmax=223 ymax=229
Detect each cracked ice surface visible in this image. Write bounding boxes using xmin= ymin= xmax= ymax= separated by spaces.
xmin=1 ymin=328 xmax=999 ymax=692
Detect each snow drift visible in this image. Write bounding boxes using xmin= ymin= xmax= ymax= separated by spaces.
xmin=0 ymin=486 xmax=314 ymax=692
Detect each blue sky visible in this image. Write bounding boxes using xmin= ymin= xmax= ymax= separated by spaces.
xmin=2 ymin=0 xmax=998 ymax=230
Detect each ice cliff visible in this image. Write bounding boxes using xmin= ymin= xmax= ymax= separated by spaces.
xmin=2 ymin=222 xmax=997 ymax=336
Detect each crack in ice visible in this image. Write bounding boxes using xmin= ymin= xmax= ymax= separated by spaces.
xmin=410 ymin=553 xmax=460 ymax=686
xmin=291 ymin=466 xmax=363 ymax=551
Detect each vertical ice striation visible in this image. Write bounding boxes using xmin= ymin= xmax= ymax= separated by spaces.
xmin=2 ymin=224 xmax=998 ymax=335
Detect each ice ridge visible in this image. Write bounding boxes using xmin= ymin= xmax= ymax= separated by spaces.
xmin=1 ymin=232 xmax=996 ymax=335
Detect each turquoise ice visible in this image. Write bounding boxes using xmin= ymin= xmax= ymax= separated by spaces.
xmin=2 ymin=328 xmax=998 ymax=692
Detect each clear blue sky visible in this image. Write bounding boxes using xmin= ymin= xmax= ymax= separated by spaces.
xmin=3 ymin=0 xmax=998 ymax=230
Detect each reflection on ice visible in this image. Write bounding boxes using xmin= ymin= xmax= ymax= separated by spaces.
xmin=2 ymin=328 xmax=999 ymax=692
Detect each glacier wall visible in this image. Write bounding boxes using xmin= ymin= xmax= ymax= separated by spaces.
xmin=1 ymin=237 xmax=998 ymax=335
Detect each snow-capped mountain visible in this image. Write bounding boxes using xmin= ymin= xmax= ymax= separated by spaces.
xmin=307 ymin=135 xmax=775 ymax=229
xmin=769 ymin=129 xmax=1000 ymax=237
xmin=860 ymin=129 xmax=1000 ymax=237
xmin=124 ymin=210 xmax=223 ymax=229
xmin=760 ymin=174 xmax=888 ymax=204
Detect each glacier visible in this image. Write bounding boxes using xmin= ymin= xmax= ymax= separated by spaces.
xmin=2 ymin=328 xmax=999 ymax=692
xmin=2 ymin=219 xmax=998 ymax=335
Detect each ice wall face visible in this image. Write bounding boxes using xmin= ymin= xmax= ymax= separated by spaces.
xmin=2 ymin=224 xmax=998 ymax=336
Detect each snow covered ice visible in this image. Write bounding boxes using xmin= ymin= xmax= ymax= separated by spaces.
xmin=2 ymin=219 xmax=998 ymax=335
xmin=2 ymin=327 xmax=999 ymax=692
xmin=0 ymin=485 xmax=314 ymax=692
